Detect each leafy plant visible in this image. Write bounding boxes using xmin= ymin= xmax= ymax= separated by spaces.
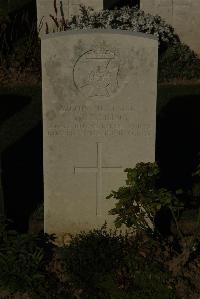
xmin=98 ymin=231 xmax=176 ymax=299
xmin=0 ymin=0 xmax=41 ymax=78
xmin=107 ymin=162 xmax=183 ymax=235
xmin=106 ymin=161 xmax=200 ymax=299
xmin=158 ymin=43 xmax=200 ymax=82
xmin=59 ymin=224 xmax=176 ymax=299
xmin=59 ymin=224 xmax=127 ymax=298
xmin=46 ymin=3 xmax=179 ymax=53
xmin=0 ymin=222 xmax=57 ymax=297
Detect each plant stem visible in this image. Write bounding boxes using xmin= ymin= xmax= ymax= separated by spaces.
xmin=170 ymin=207 xmax=184 ymax=240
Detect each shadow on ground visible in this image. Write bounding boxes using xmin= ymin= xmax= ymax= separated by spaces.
xmin=2 ymin=122 xmax=43 ymax=232
xmin=0 ymin=94 xmax=31 ymax=125
xmin=156 ymin=95 xmax=200 ymax=191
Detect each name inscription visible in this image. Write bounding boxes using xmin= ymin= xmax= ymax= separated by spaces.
xmin=47 ymin=104 xmax=153 ymax=137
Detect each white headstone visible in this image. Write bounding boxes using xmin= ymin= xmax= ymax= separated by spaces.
xmin=37 ymin=0 xmax=103 ymax=34
xmin=140 ymin=0 xmax=173 ymax=24
xmin=41 ymin=30 xmax=158 ymax=239
xmin=140 ymin=0 xmax=200 ymax=55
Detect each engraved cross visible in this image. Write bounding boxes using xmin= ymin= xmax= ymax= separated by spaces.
xmin=74 ymin=143 xmax=123 ymax=216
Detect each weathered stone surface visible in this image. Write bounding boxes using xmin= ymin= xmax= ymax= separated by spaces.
xmin=41 ymin=30 xmax=158 ymax=237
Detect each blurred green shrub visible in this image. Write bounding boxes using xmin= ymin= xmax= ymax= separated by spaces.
xmin=0 ymin=226 xmax=54 ymax=295
xmin=59 ymin=225 xmax=176 ymax=299
xmin=0 ymin=0 xmax=40 ymax=72
xmin=59 ymin=224 xmax=127 ymax=298
xmin=0 ymin=221 xmax=74 ymax=299
xmin=47 ymin=4 xmax=179 ymax=54
xmin=107 ymin=162 xmax=184 ymax=236
xmin=158 ymin=43 xmax=200 ymax=82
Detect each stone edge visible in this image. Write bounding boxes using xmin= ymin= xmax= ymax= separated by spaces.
xmin=41 ymin=29 xmax=158 ymax=41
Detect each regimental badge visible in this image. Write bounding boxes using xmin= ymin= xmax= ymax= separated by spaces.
xmin=73 ymin=47 xmax=120 ymax=99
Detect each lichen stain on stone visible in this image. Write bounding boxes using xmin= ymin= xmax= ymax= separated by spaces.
xmin=45 ymin=58 xmax=63 ymax=98
xmin=73 ymin=39 xmax=85 ymax=60
xmin=46 ymin=110 xmax=56 ymax=121
xmin=45 ymin=57 xmax=70 ymax=105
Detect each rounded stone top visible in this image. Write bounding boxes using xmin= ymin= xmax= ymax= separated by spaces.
xmin=42 ymin=29 xmax=158 ymax=41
